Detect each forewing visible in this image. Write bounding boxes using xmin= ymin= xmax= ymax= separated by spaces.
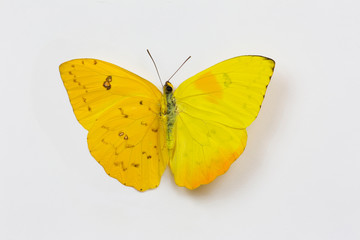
xmin=87 ymin=97 xmax=168 ymax=191
xmin=59 ymin=58 xmax=161 ymax=130
xmin=174 ymin=56 xmax=275 ymax=128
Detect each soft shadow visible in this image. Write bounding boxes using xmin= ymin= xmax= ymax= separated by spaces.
xmin=171 ymin=71 xmax=289 ymax=198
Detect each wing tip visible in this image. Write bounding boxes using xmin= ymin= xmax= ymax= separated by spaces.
xmin=245 ymin=55 xmax=275 ymax=66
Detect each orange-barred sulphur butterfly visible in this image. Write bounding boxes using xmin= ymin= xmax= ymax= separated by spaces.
xmin=59 ymin=54 xmax=275 ymax=191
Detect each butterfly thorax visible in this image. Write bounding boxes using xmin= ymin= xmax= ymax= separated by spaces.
xmin=162 ymin=81 xmax=177 ymax=150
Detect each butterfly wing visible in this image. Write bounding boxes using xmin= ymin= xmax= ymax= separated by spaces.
xmin=172 ymin=56 xmax=275 ymax=189
xmin=87 ymin=97 xmax=168 ymax=191
xmin=60 ymin=59 xmax=168 ymax=191
xmin=59 ymin=59 xmax=161 ymax=130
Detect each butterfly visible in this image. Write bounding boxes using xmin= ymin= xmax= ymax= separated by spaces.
xmin=59 ymin=54 xmax=275 ymax=192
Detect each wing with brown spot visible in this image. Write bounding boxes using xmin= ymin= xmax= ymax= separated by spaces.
xmin=87 ymin=97 xmax=168 ymax=191
xmin=60 ymin=59 xmax=167 ymax=191
xmin=59 ymin=59 xmax=161 ymax=130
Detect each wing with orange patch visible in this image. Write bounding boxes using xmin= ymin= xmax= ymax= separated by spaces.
xmin=170 ymin=114 xmax=247 ymax=189
xmin=174 ymin=56 xmax=275 ymax=128
xmin=171 ymin=56 xmax=275 ymax=189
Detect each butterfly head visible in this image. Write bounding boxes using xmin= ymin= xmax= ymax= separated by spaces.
xmin=164 ymin=81 xmax=173 ymax=94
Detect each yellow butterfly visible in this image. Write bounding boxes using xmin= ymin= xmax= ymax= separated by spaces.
xmin=59 ymin=53 xmax=275 ymax=191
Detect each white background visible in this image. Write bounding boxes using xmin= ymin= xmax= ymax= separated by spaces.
xmin=1 ymin=0 xmax=359 ymax=239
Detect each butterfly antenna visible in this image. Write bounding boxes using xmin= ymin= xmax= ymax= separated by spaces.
xmin=147 ymin=49 xmax=163 ymax=87
xmin=167 ymin=55 xmax=191 ymax=82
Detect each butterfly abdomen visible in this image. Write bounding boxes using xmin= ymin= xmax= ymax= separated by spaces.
xmin=162 ymin=82 xmax=177 ymax=150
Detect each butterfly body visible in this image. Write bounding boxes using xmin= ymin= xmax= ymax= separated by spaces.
xmin=162 ymin=81 xmax=177 ymax=151
xmin=60 ymin=55 xmax=275 ymax=191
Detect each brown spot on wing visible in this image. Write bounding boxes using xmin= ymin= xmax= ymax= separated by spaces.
xmin=121 ymin=162 xmax=127 ymax=171
xmin=103 ymin=76 xmax=112 ymax=90
xmin=101 ymin=125 xmax=110 ymax=130
xmin=103 ymin=80 xmax=111 ymax=90
xmin=131 ymin=163 xmax=140 ymax=168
